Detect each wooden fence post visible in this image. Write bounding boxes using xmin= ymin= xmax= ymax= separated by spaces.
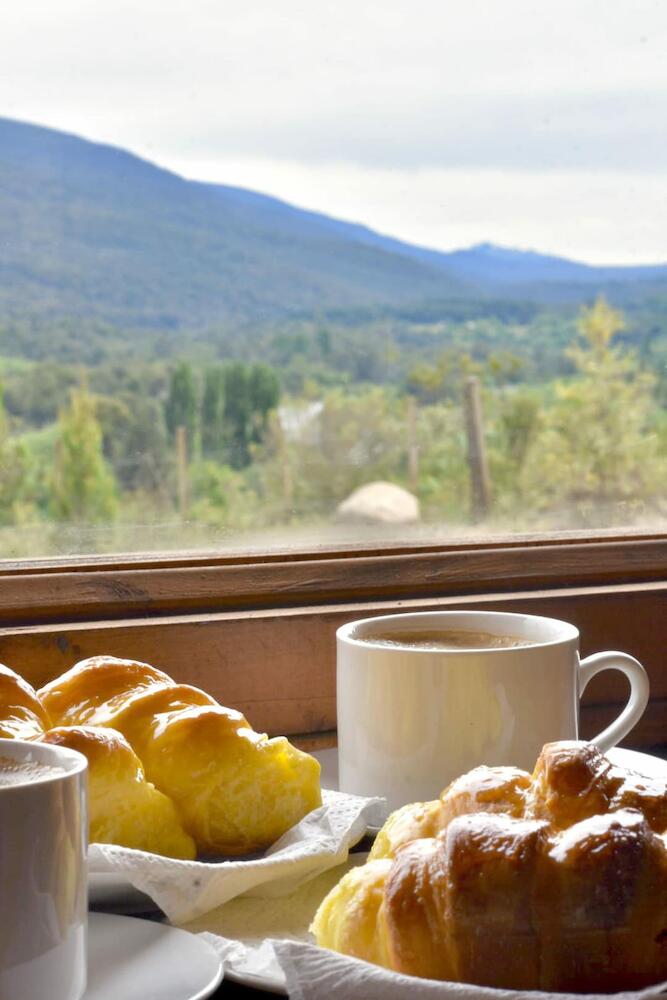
xmin=406 ymin=395 xmax=419 ymax=494
xmin=176 ymin=425 xmax=188 ymax=519
xmin=463 ymin=376 xmax=491 ymax=521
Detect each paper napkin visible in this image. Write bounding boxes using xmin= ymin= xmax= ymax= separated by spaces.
xmin=272 ymin=940 xmax=667 ymax=1000
xmin=88 ymin=788 xmax=383 ymax=923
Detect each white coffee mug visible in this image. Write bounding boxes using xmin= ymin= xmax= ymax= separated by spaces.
xmin=0 ymin=738 xmax=88 ymax=1000
xmin=337 ymin=610 xmax=650 ymax=811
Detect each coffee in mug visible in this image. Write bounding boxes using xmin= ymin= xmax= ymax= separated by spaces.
xmin=337 ymin=610 xmax=649 ymax=812
xmin=0 ymin=754 xmax=65 ymax=785
xmin=359 ymin=628 xmax=532 ymax=651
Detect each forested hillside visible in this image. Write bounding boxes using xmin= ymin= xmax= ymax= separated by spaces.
xmin=0 ymin=117 xmax=468 ymax=337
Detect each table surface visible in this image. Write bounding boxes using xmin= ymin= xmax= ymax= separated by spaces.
xmin=211 ymin=980 xmax=271 ymax=998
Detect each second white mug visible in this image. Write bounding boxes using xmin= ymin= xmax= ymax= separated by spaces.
xmin=0 ymin=738 xmax=88 ymax=1000
xmin=337 ymin=610 xmax=649 ymax=811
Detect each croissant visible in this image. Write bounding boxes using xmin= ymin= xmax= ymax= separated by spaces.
xmin=42 ymin=726 xmax=196 ymax=859
xmin=313 ymin=741 xmax=667 ymax=992
xmin=39 ymin=655 xmax=322 ymax=855
xmin=369 ymin=763 xmax=530 ymax=861
xmin=0 ymin=663 xmax=194 ymax=858
xmin=369 ymin=741 xmax=667 ymax=861
xmin=0 ymin=663 xmax=52 ymax=740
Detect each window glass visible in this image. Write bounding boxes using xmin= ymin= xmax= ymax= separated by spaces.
xmin=1 ymin=1 xmax=666 ymax=558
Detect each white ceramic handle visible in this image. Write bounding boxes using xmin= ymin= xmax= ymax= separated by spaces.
xmin=579 ymin=651 xmax=650 ymax=752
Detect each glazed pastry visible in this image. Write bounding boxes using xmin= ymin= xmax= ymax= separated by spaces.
xmin=42 ymin=726 xmax=196 ymax=859
xmin=371 ymin=741 xmax=667 ymax=861
xmin=0 ymin=663 xmax=52 ymax=740
xmin=0 ymin=662 xmax=195 ymax=857
xmin=313 ymin=741 xmax=667 ymax=991
xmin=370 ymin=763 xmax=530 ymax=860
xmin=39 ymin=655 xmax=322 ymax=855
xmin=528 ymin=739 xmax=667 ymax=832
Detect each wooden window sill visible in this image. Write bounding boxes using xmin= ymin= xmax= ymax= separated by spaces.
xmin=0 ymin=528 xmax=665 ymax=627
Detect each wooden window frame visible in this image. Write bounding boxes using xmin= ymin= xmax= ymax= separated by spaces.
xmin=0 ymin=528 xmax=665 ymax=751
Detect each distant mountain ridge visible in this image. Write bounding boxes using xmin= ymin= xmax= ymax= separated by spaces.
xmin=200 ymin=182 xmax=667 ymax=289
xmin=1 ymin=116 xmax=666 ymax=334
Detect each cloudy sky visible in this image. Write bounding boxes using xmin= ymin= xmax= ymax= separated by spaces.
xmin=3 ymin=0 xmax=666 ymax=263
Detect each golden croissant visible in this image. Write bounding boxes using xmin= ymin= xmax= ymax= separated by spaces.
xmin=0 ymin=662 xmax=195 ymax=858
xmin=0 ymin=657 xmax=321 ymax=858
xmin=313 ymin=741 xmax=667 ymax=992
xmin=43 ymin=725 xmax=197 ymax=858
xmin=39 ymin=655 xmax=322 ymax=855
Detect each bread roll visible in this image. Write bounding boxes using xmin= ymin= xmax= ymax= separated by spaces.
xmin=314 ymin=741 xmax=667 ymax=991
xmin=42 ymin=726 xmax=196 ymax=859
xmin=370 ymin=763 xmax=531 ymax=861
xmin=39 ymin=655 xmax=322 ymax=855
xmin=0 ymin=663 xmax=195 ymax=857
xmin=0 ymin=662 xmax=51 ymax=739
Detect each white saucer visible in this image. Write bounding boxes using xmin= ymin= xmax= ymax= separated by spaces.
xmin=181 ymin=852 xmax=372 ymax=997
xmin=85 ymin=912 xmax=223 ymax=1000
xmin=607 ymin=745 xmax=667 ymax=778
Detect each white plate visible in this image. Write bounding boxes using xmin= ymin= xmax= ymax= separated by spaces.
xmin=85 ymin=912 xmax=223 ymax=1000
xmin=224 ymin=967 xmax=286 ymax=996
xmin=181 ymin=852 xmax=371 ymax=997
xmin=607 ymin=745 xmax=667 ymax=777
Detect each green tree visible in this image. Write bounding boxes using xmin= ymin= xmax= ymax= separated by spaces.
xmin=165 ymin=361 xmax=198 ymax=448
xmin=316 ymin=326 xmax=332 ymax=356
xmin=406 ymin=350 xmax=482 ymax=404
xmin=188 ymin=459 xmax=259 ymax=529
xmin=486 ymin=388 xmax=543 ymax=517
xmin=221 ymin=362 xmax=280 ymax=468
xmin=201 ymin=365 xmax=226 ymax=458
xmin=222 ymin=362 xmax=251 ymax=468
xmin=0 ymin=383 xmax=25 ymax=525
xmin=518 ymin=297 xmax=665 ymax=525
xmin=252 ymin=387 xmax=409 ymax=518
xmin=411 ymin=402 xmax=470 ymax=521
xmin=247 ymin=364 xmax=280 ymax=444
xmin=3 ymin=362 xmax=77 ymax=427
xmin=97 ymin=395 xmax=171 ymax=494
xmin=52 ymin=385 xmax=117 ymax=523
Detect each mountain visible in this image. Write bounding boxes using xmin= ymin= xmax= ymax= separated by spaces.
xmin=0 ymin=117 xmax=468 ymax=332
xmin=1 ymin=117 xmax=666 ymax=337
xmin=198 ymin=187 xmax=667 ymax=293
xmin=431 ymin=242 xmax=667 ymax=288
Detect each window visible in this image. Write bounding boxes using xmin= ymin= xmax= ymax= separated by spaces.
xmin=1 ymin=3 xmax=665 ymax=751
xmin=1 ymin=1 xmax=666 ymax=558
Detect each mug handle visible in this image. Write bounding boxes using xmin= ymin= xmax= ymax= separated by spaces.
xmin=579 ymin=651 xmax=650 ymax=753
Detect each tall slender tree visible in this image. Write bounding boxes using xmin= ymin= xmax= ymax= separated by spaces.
xmin=165 ymin=361 xmax=198 ymax=447
xmin=222 ymin=362 xmax=251 ymax=468
xmin=247 ymin=364 xmax=280 ymax=444
xmin=201 ymin=365 xmax=225 ymax=458
xmin=0 ymin=382 xmax=24 ymax=525
xmin=220 ymin=362 xmax=281 ymax=467
xmin=52 ymin=384 xmax=117 ymax=523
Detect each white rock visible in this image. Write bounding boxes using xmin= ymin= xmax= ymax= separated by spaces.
xmin=336 ymin=481 xmax=420 ymax=524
